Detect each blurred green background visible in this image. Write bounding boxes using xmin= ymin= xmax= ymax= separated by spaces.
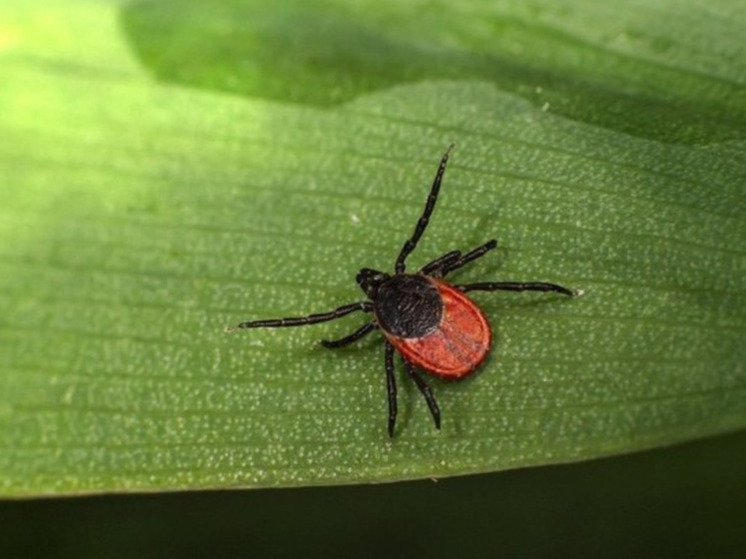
xmin=3 ymin=430 xmax=746 ymax=557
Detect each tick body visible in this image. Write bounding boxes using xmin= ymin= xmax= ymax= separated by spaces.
xmin=376 ymin=275 xmax=491 ymax=379
xmin=227 ymin=145 xmax=573 ymax=436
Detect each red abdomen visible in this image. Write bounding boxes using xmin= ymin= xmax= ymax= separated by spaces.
xmin=384 ymin=279 xmax=492 ymax=379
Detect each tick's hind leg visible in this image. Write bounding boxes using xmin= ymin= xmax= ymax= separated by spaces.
xmin=403 ymin=361 xmax=441 ymax=430
xmin=385 ymin=342 xmax=398 ymax=437
xmin=458 ymin=281 xmax=573 ymax=297
xmin=321 ymin=322 xmax=377 ymax=348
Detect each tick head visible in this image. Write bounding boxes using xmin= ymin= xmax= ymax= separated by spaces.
xmin=356 ymin=268 xmax=390 ymax=299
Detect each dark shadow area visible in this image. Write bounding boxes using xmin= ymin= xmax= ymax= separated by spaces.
xmin=120 ymin=0 xmax=746 ymax=144
xmin=2 ymin=429 xmax=745 ymax=558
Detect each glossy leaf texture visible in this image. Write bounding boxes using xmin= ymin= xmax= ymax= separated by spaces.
xmin=0 ymin=0 xmax=744 ymax=496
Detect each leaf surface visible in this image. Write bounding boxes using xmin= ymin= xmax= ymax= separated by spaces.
xmin=1 ymin=0 xmax=745 ymax=496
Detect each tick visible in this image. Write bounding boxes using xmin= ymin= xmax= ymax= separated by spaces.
xmin=226 ymin=145 xmax=573 ymax=436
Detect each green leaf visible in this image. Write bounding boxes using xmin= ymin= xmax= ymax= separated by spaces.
xmin=1 ymin=0 xmax=744 ymax=496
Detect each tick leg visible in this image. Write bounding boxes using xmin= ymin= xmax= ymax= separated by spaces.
xmin=385 ymin=341 xmax=397 ymax=438
xmin=419 ymin=250 xmax=462 ymax=276
xmin=403 ymin=361 xmax=441 ymax=430
xmin=225 ymin=301 xmax=373 ymax=332
xmin=395 ymin=144 xmax=455 ymax=274
xmin=420 ymin=239 xmax=498 ymax=278
xmin=458 ymin=281 xmax=573 ymax=297
xmin=442 ymin=239 xmax=498 ymax=276
xmin=321 ymin=322 xmax=377 ymax=348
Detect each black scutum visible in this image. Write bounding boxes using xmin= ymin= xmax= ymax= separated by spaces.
xmin=374 ymin=275 xmax=443 ymax=338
